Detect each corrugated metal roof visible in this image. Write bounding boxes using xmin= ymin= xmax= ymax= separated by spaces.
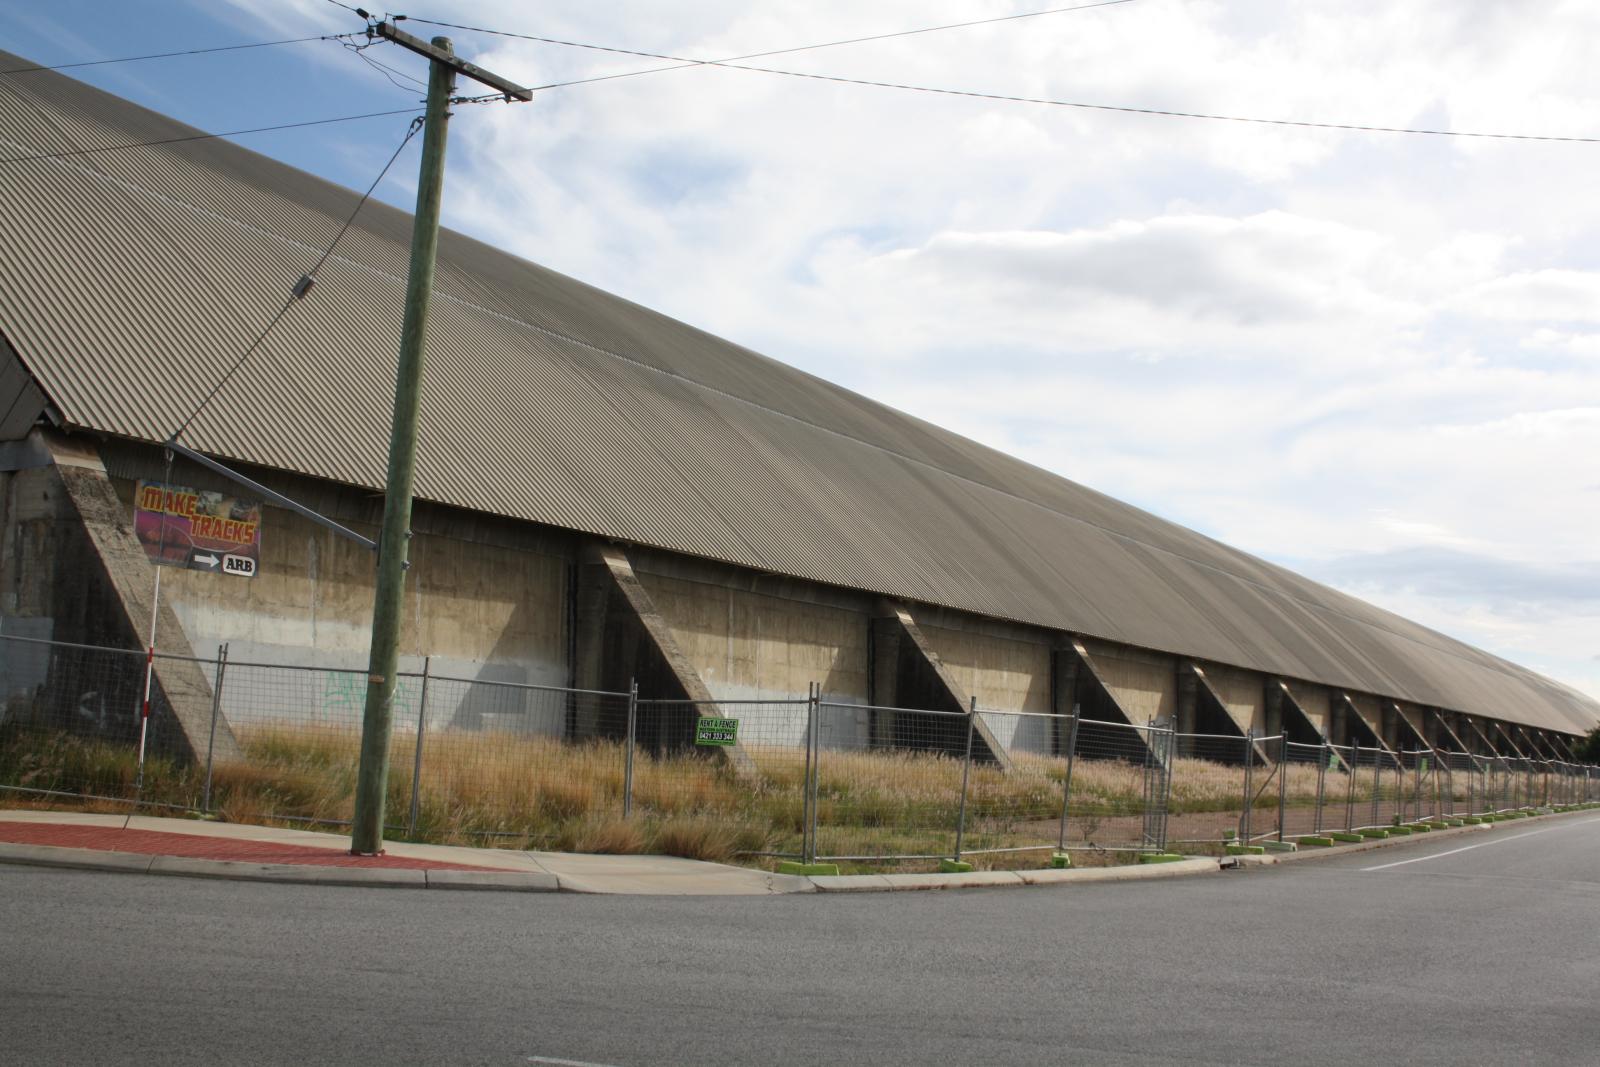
xmin=2 ymin=55 xmax=1596 ymax=736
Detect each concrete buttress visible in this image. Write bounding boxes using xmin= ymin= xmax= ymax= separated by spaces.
xmin=43 ymin=433 xmax=240 ymax=763
xmin=871 ymin=602 xmax=1010 ymax=769
xmin=575 ymin=542 xmax=757 ymax=778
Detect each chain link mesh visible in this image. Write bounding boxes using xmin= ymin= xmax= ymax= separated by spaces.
xmin=6 ymin=634 xmax=1599 ymax=866
xmin=0 ymin=635 xmax=205 ymax=809
xmin=811 ymin=702 xmax=970 ymax=861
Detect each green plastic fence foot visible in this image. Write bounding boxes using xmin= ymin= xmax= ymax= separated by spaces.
xmin=1458 ymin=817 xmax=1483 ymax=825
xmin=1387 ymin=825 xmax=1413 ymax=835
xmin=939 ymin=859 xmax=974 ymax=874
xmin=1261 ymin=841 xmax=1298 ymax=853
xmin=1226 ymin=844 xmax=1266 ymax=855
xmin=1328 ymin=832 xmax=1365 ymax=843
xmin=1407 ymin=824 xmax=1432 ymax=832
xmin=1297 ymin=836 xmax=1336 ymax=848
xmin=1358 ymin=829 xmax=1389 ymax=838
xmin=1138 ymin=853 xmax=1185 ymax=863
xmin=1049 ymin=853 xmax=1072 ymax=869
xmin=777 ymin=861 xmax=841 ymax=876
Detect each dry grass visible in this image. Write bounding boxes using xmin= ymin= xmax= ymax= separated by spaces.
xmin=3 ymin=720 xmax=1567 ymax=868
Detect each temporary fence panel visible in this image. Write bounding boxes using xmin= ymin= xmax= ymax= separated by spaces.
xmin=1141 ymin=721 xmax=1174 ymax=851
xmin=630 ymin=698 xmax=811 ymax=859
xmin=1443 ymin=751 xmax=1480 ymax=818
xmin=1437 ymin=751 xmax=1460 ymax=818
xmin=1331 ymin=742 xmax=1356 ymax=831
xmin=961 ymin=708 xmax=1072 ymax=859
xmin=1167 ymin=732 xmax=1254 ymax=849
xmin=1478 ymin=755 xmax=1504 ymax=812
xmin=811 ymin=701 xmax=971 ymax=862
xmin=1065 ymin=717 xmax=1176 ymax=852
xmin=1278 ymin=741 xmax=1331 ymax=840
xmin=210 ymin=657 xmax=406 ymax=831
xmin=403 ymin=670 xmax=634 ymax=845
xmin=1349 ymin=746 xmax=1405 ymax=831
xmin=1518 ymin=759 xmax=1537 ymax=809
xmin=1401 ymin=749 xmax=1439 ymax=824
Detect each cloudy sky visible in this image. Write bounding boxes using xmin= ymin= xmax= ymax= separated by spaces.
xmin=7 ymin=0 xmax=1600 ymax=699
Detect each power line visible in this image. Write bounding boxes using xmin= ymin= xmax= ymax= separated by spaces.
xmin=0 ymin=33 xmax=362 ymax=75
xmin=0 ymin=107 xmax=425 ymax=166
xmin=171 ymin=115 xmax=425 ymax=441
xmin=406 ymin=1 xmax=1140 ymax=87
xmin=427 ymin=14 xmax=1600 ymax=144
xmin=346 ymin=40 xmax=431 ymax=93
xmin=358 ymin=50 xmax=429 ymax=93
xmin=684 ymin=64 xmax=1600 ymax=144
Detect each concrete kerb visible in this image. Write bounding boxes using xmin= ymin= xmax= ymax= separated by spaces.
xmin=4 ymin=805 xmax=1592 ymax=893
xmin=0 ymin=840 xmax=559 ymax=892
xmin=1223 ymin=816 xmax=1508 ymax=869
xmin=0 ymin=833 xmax=1231 ymax=894
xmin=810 ymin=857 xmax=1221 ymax=892
xmin=1220 ymin=805 xmax=1600 ymax=870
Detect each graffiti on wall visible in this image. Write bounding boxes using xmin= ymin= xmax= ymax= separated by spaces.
xmin=321 ymin=671 xmax=420 ymax=725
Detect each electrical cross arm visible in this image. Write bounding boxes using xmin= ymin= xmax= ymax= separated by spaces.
xmin=372 ymin=21 xmax=533 ymax=101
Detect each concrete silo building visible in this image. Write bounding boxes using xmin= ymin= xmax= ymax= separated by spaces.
xmin=1 ymin=54 xmax=1595 ymax=767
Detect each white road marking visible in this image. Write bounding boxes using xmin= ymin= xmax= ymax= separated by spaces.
xmin=1362 ymin=817 xmax=1600 ymax=872
xmin=528 ymin=1057 xmax=623 ymax=1067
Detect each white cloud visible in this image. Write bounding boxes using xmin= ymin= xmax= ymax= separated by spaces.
xmin=1457 ymin=270 xmax=1600 ymax=324
xmin=1521 ymin=329 xmax=1600 ymax=358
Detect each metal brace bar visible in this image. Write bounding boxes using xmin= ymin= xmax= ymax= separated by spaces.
xmin=166 ymin=439 xmax=378 ymax=552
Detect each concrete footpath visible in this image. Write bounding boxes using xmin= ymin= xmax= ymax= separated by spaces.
xmin=0 ymin=807 xmax=1578 ymax=895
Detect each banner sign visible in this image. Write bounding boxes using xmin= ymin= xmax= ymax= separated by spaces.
xmin=695 ymin=717 xmax=739 ymax=747
xmin=135 ymin=480 xmax=261 ymax=578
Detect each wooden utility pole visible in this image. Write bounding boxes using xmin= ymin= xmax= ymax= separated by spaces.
xmin=350 ymin=24 xmax=529 ymax=856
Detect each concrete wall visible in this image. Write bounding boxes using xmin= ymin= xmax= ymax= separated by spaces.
xmin=916 ymin=610 xmax=1053 ymax=753
xmin=1205 ymin=662 xmax=1265 ymax=736
xmin=1393 ymin=702 xmax=1430 ymax=748
xmin=632 ymin=557 xmax=871 ymax=747
xmin=125 ymin=486 xmax=572 ymax=736
xmin=917 ymin=623 xmax=1050 ymax=715
xmin=637 ymin=572 xmax=870 ymax=705
xmin=1085 ymin=640 xmax=1175 ymax=724
xmin=3 ymin=438 xmax=575 ymax=737
xmin=0 ymin=464 xmax=69 ymax=700
xmin=1346 ymin=692 xmax=1388 ymax=748
xmin=1286 ymin=681 xmax=1332 ymax=738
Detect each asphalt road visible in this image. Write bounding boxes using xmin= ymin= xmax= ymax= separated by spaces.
xmin=4 ymin=816 xmax=1599 ymax=1066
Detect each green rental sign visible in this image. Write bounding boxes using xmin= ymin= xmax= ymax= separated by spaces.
xmin=695 ymin=717 xmax=739 ymax=746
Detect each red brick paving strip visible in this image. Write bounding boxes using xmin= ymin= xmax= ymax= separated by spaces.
xmin=0 ymin=823 xmax=504 ymax=871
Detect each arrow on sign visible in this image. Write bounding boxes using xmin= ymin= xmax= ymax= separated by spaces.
xmin=194 ymin=553 xmax=220 ymax=569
